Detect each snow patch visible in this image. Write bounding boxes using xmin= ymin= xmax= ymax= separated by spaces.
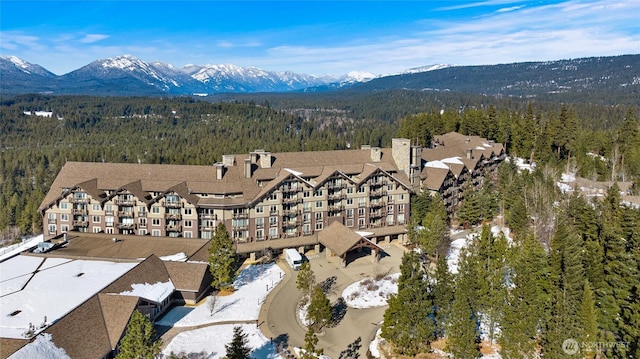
xmin=119 ymin=281 xmax=175 ymax=303
xmin=10 ymin=333 xmax=70 ymax=359
xmin=342 ymin=273 xmax=400 ymax=309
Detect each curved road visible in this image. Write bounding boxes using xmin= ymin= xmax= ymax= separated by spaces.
xmin=259 ymin=244 xmax=405 ymax=358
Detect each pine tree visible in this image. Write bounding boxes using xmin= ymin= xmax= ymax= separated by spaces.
xmin=432 ymin=254 xmax=454 ymax=338
xmin=225 ymin=326 xmax=251 ymax=359
xmin=208 ymin=223 xmax=237 ymax=290
xmin=500 ymin=232 xmax=549 ymax=358
xmin=306 ymin=285 xmax=332 ymax=331
xmin=447 ymin=248 xmax=480 ymax=358
xmin=302 ymin=327 xmax=323 ymax=359
xmin=580 ymin=280 xmax=598 ymax=359
xmin=116 ymin=310 xmax=162 ymax=359
xmin=381 ymin=251 xmax=436 ymax=355
xmin=296 ymin=261 xmax=316 ymax=299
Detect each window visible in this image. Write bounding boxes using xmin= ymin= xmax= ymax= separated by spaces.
xmin=48 ymin=213 xmax=56 ymax=221
xmin=60 ymin=202 xmax=68 ymax=210
xmin=269 ymin=228 xmax=278 ymax=238
xmin=358 ymin=197 xmax=366 ymax=207
xmin=48 ymin=224 xmax=56 ymax=234
xmin=256 ymin=229 xmax=264 ymax=241
xmin=315 ymin=212 xmax=323 ymax=221
xmin=152 ymin=229 xmax=161 ymax=237
xmin=92 ymin=216 xmax=101 ymax=223
xmin=152 ymin=206 xmax=160 ymax=214
xmin=315 ymin=221 xmax=323 ymax=230
xmin=387 ymin=205 xmax=394 ymax=214
xmin=303 ymin=202 xmax=311 ymax=212
xmin=398 ymin=204 xmax=405 ymax=213
xmin=315 ymin=201 xmax=323 ymax=208
xmin=303 ymin=191 xmax=310 ymax=198
xmin=346 ymin=198 xmax=353 ymax=205
xmin=270 ymin=216 xmax=278 ymax=226
xmin=314 ymin=189 xmax=323 ymax=197
xmin=93 ymin=227 xmax=101 ymax=233
xmin=387 ymin=183 xmax=395 ymax=191
xmin=270 ymin=205 xmax=278 ymax=214
xmin=346 ymin=209 xmax=354 ymax=218
xmin=152 ymin=218 xmax=161 ymax=226
xmin=105 ymin=216 xmax=114 ymax=226
xmin=105 ymin=205 xmax=114 ymax=215
xmin=399 ymin=194 xmax=405 ymax=201
xmin=61 ymin=214 xmax=69 ymax=221
xmin=303 ymin=213 xmax=311 ymax=223
xmin=358 ymin=208 xmax=365 ymax=217
xmin=358 ymin=218 xmax=366 ymax=229
xmin=398 ymin=213 xmax=405 ymax=224
xmin=61 ymin=225 xmax=69 ymax=232
xmin=346 ymin=219 xmax=354 ymax=227
xmin=357 ymin=186 xmax=365 ymax=193
xmin=256 ymin=206 xmax=264 ymax=214
xmin=346 ymin=187 xmax=354 ymax=194
xmin=139 ymin=229 xmax=147 ymax=236
xmin=387 ymin=214 xmax=394 ymax=225
xmin=139 ymin=218 xmax=147 ymax=226
xmin=184 ymin=231 xmax=192 ymax=238
xmin=106 ymin=227 xmax=114 ymax=234
xmin=93 ymin=204 xmax=101 ymax=211
xmin=184 ymin=220 xmax=192 ymax=228
xmin=256 ymin=217 xmax=264 ymax=228
xmin=303 ymin=224 xmax=312 ymax=235
xmin=184 ymin=208 xmax=192 ymax=215
xmin=268 ymin=192 xmax=277 ymax=201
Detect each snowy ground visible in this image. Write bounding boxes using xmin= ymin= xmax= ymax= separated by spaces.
xmin=157 ymin=263 xmax=285 ymax=359
xmin=162 ymin=324 xmax=280 ymax=359
xmin=341 ymin=273 xmax=400 ymax=309
xmin=156 ymin=263 xmax=284 ymax=327
xmin=0 ymin=234 xmax=43 ymax=262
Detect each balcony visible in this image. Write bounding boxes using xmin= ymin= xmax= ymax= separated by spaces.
xmin=114 ymin=198 xmax=136 ymax=206
xmin=117 ymin=223 xmax=137 ymax=230
xmin=282 ymin=196 xmax=300 ymax=204
xmin=118 ymin=211 xmax=134 ymax=218
xmin=327 ymin=182 xmax=346 ymax=190
xmin=165 ymin=201 xmax=182 ymax=209
xmin=48 ymin=218 xmax=57 ymax=224
xmin=282 ymin=209 xmax=300 ymax=216
xmin=72 ymin=208 xmax=88 ymax=215
xmin=165 ymin=213 xmax=182 ymax=221
xmin=369 ymin=210 xmax=386 ymax=219
xmin=69 ymin=197 xmax=88 ymax=204
xmin=328 ymin=204 xmax=344 ymax=212
xmin=327 ymin=192 xmax=344 ymax=200
xmin=369 ymin=188 xmax=386 ymax=197
xmin=233 ymin=212 xmax=249 ymax=219
xmin=199 ymin=213 xmax=216 ymax=220
xmin=370 ymin=201 xmax=386 ymax=209
xmin=73 ymin=220 xmax=89 ymax=228
xmin=105 ymin=210 xmax=115 ymax=216
xmin=282 ymin=186 xmax=300 ymax=193
xmin=283 ymin=220 xmax=299 ymax=229
xmin=138 ymin=211 xmax=147 ymax=217
xmin=166 ymin=224 xmax=182 ymax=232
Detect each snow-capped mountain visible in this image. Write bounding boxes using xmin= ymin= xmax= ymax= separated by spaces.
xmin=0 ymin=55 xmax=56 ymax=77
xmin=0 ymin=55 xmax=372 ymax=95
xmin=341 ymin=71 xmax=377 ymax=83
xmin=402 ymin=64 xmax=452 ymax=74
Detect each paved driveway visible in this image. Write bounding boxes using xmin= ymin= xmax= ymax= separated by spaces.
xmin=259 ymin=243 xmax=406 ymax=359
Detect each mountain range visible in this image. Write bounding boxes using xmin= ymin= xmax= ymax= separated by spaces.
xmin=1 ymin=54 xmax=638 ymax=99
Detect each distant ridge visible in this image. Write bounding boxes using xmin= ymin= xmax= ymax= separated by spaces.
xmin=1 ymin=54 xmax=638 ymax=99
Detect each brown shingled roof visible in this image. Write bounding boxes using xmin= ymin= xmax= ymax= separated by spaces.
xmin=164 ymin=261 xmax=210 ymax=292
xmin=318 ymin=222 xmax=381 ymax=258
xmin=97 ymin=294 xmax=140 ymax=350
xmin=0 ymin=338 xmax=29 ymax=358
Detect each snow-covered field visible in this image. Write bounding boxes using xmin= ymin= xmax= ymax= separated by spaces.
xmin=156 ymin=263 xmax=284 ymax=327
xmin=157 ymin=263 xmax=285 ymax=359
xmin=342 ymin=273 xmax=400 ymax=309
xmin=162 ymin=324 xmax=280 ymax=359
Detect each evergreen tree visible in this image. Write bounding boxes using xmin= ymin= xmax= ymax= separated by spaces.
xmin=296 ymin=261 xmax=316 ymax=299
xmin=208 ymin=223 xmax=237 ymax=290
xmin=302 ymin=327 xmax=323 ymax=359
xmin=500 ymin=232 xmax=549 ymax=358
xmin=432 ymin=254 xmax=454 ymax=338
xmin=447 ymin=248 xmax=480 ymax=358
xmin=580 ymin=280 xmax=598 ymax=359
xmin=381 ymin=251 xmax=436 ymax=355
xmin=116 ymin=310 xmax=162 ymax=359
xmin=306 ymin=285 xmax=332 ymax=331
xmin=225 ymin=326 xmax=251 ymax=359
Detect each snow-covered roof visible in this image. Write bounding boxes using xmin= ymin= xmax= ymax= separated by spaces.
xmin=119 ymin=281 xmax=175 ymax=303
xmin=424 ymin=160 xmax=450 ymax=169
xmin=0 ymin=256 xmax=137 ymax=339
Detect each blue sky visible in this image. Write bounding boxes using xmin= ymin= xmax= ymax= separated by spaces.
xmin=1 ymin=0 xmax=638 ymax=76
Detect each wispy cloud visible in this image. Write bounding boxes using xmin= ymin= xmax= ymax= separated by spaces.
xmin=437 ymin=0 xmax=524 ymax=11
xmin=217 ymin=40 xmax=262 ymax=48
xmin=79 ymin=34 xmax=109 ymax=44
xmin=496 ymin=5 xmax=526 ymax=12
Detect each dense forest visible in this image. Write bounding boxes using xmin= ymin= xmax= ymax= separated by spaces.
xmin=1 ymin=93 xmax=638 ymax=241
xmin=1 ymin=91 xmax=639 ymax=357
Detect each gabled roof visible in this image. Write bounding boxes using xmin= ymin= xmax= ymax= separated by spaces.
xmin=318 ymin=222 xmax=382 ymax=258
xmin=422 ymin=167 xmax=454 ymax=192
xmin=164 ymin=261 xmax=210 ymax=292
xmin=97 ymin=294 xmax=140 ymax=350
xmin=118 ymin=179 xmax=154 ymax=205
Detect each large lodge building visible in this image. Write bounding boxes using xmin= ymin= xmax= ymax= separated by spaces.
xmin=39 ymin=132 xmax=505 ymax=257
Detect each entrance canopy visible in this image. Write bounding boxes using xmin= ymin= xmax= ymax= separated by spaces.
xmin=318 ymin=222 xmax=383 ymax=265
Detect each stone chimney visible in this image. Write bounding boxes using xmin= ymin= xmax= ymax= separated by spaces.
xmin=260 ymin=152 xmax=272 ymax=168
xmin=215 ymin=162 xmax=225 ymax=180
xmin=250 ymin=151 xmax=259 ymax=164
xmin=392 ymin=138 xmax=411 ymax=176
xmin=370 ymin=147 xmax=381 ymax=162
xmin=466 ymin=148 xmax=473 ymax=159
xmin=244 ymin=158 xmax=252 ymax=179
xmin=361 ymin=145 xmax=371 ymax=150
xmin=222 ymin=155 xmax=235 ymax=167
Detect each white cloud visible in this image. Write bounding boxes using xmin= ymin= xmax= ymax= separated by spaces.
xmin=79 ymin=34 xmax=109 ymax=44
xmin=496 ymin=5 xmax=526 ymax=12
xmin=437 ymin=0 xmax=525 ymax=11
